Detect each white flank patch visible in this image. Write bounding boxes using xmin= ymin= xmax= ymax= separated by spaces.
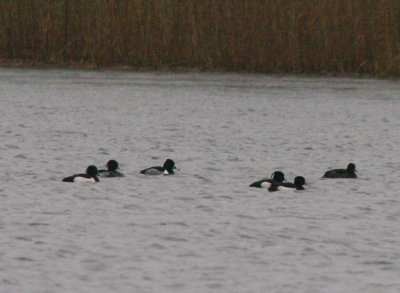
xmin=163 ymin=170 xmax=170 ymax=175
xmin=276 ymin=186 xmax=294 ymax=191
xmin=260 ymin=181 xmax=271 ymax=188
xmin=74 ymin=177 xmax=96 ymax=183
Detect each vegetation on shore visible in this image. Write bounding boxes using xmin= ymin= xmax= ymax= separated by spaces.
xmin=1 ymin=0 xmax=400 ymax=76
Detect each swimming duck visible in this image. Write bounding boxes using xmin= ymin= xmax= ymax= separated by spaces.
xmin=62 ymin=165 xmax=99 ymax=182
xmin=140 ymin=159 xmax=176 ymax=175
xmin=323 ymin=163 xmax=357 ymax=178
xmin=249 ymin=171 xmax=285 ymax=188
xmin=98 ymin=160 xmax=125 ymax=178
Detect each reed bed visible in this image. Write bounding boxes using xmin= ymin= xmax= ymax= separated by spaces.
xmin=1 ymin=0 xmax=400 ymax=75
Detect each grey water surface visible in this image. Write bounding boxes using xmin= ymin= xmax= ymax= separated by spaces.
xmin=0 ymin=68 xmax=399 ymax=292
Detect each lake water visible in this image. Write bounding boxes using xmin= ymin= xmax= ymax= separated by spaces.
xmin=0 ymin=68 xmax=399 ymax=292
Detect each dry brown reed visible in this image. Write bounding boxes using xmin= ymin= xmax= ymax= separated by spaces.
xmin=1 ymin=0 xmax=400 ymax=75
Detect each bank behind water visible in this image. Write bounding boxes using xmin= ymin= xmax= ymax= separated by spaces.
xmin=1 ymin=0 xmax=400 ymax=76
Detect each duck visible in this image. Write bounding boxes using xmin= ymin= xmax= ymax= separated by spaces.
xmin=140 ymin=159 xmax=176 ymax=175
xmin=98 ymin=160 xmax=125 ymax=178
xmin=249 ymin=171 xmax=285 ymax=188
xmin=323 ymin=163 xmax=357 ymax=178
xmin=62 ymin=165 xmax=100 ymax=182
xmin=268 ymin=176 xmax=305 ymax=191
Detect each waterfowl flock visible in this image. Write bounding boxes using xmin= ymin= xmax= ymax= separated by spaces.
xmin=62 ymin=160 xmax=357 ymax=192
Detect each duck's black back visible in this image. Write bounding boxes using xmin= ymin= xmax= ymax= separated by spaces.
xmin=62 ymin=175 xmax=79 ymax=182
xmin=249 ymin=178 xmax=274 ymax=188
xmin=323 ymin=169 xmax=357 ymax=178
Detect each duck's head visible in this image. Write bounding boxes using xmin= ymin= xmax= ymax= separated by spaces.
xmin=163 ymin=159 xmax=176 ymax=172
xmin=271 ymin=171 xmax=285 ymax=183
xmin=294 ymin=176 xmax=305 ymax=187
xmin=347 ymin=163 xmax=356 ymax=173
xmin=107 ymin=160 xmax=119 ymax=171
xmin=86 ymin=165 xmax=99 ymax=177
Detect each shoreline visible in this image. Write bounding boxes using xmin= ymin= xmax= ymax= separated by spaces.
xmin=0 ymin=58 xmax=391 ymax=79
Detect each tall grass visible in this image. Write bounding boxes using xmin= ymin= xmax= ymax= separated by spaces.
xmin=1 ymin=0 xmax=400 ymax=75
